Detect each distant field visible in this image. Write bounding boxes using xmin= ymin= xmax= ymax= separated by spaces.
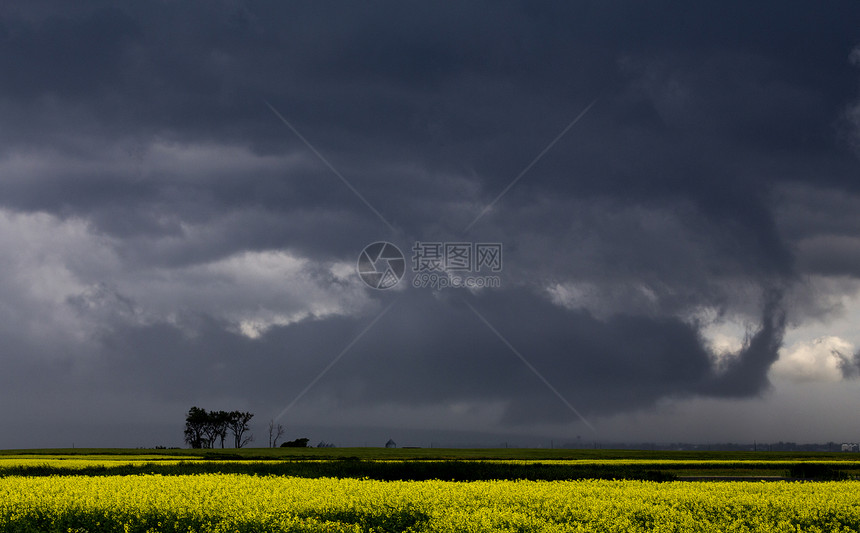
xmin=1 ymin=448 xmax=858 ymax=480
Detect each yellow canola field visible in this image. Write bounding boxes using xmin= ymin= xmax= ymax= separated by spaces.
xmin=0 ymin=456 xmax=202 ymax=469
xmin=1 ymin=475 xmax=859 ymax=532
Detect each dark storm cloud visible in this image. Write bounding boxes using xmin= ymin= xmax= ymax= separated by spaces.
xmin=701 ymin=290 xmax=787 ymax=396
xmin=65 ymin=286 xmax=784 ymax=427
xmin=2 ymin=2 xmax=857 ymax=246
xmin=1 ymin=0 xmax=860 ymax=445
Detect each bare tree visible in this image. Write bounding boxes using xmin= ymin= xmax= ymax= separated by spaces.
xmin=268 ymin=419 xmax=286 ymax=448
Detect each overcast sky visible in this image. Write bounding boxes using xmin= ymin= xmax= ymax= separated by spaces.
xmin=1 ymin=1 xmax=860 ymax=449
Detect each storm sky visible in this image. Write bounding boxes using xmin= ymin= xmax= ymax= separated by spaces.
xmin=2 ymin=1 xmax=860 ymax=448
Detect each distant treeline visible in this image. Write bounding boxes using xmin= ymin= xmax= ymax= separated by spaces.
xmin=183 ymin=407 xmax=254 ymax=449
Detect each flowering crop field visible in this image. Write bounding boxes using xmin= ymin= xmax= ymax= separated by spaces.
xmin=0 ymin=455 xmax=202 ymax=469
xmin=2 ymin=474 xmax=860 ymax=532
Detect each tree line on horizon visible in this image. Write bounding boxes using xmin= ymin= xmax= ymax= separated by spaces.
xmin=183 ymin=407 xmax=254 ymax=449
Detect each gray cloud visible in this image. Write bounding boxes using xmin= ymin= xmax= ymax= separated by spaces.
xmin=839 ymin=351 xmax=860 ymax=380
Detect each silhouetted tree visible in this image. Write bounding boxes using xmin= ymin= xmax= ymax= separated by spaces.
xmin=211 ymin=410 xmax=230 ymax=449
xmin=183 ymin=406 xmax=209 ymax=449
xmin=228 ymin=411 xmax=254 ymax=448
xmin=185 ymin=407 xmax=255 ymax=449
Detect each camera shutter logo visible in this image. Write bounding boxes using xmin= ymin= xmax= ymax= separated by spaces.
xmin=357 ymin=242 xmax=405 ymax=289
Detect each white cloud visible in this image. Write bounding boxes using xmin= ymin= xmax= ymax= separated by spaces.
xmin=0 ymin=210 xmax=117 ymax=349
xmin=193 ymin=250 xmax=367 ymax=339
xmin=771 ymin=336 xmax=855 ymax=383
xmin=546 ymin=281 xmax=662 ymax=319
xmin=0 ymin=207 xmax=373 ymax=350
xmin=101 ymin=247 xmax=372 ymax=339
